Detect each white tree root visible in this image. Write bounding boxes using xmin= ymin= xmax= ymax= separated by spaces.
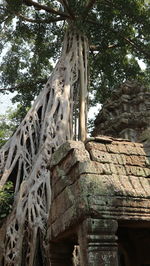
xmin=0 ymin=29 xmax=88 ymax=265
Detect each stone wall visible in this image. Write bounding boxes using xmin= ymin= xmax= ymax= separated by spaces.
xmin=48 ymin=138 xmax=150 ymax=266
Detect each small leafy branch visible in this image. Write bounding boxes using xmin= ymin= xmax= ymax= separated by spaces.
xmin=0 ymin=181 xmax=14 ymax=220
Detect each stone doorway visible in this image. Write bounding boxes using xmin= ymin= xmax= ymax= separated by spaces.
xmin=118 ymin=224 xmax=150 ymax=266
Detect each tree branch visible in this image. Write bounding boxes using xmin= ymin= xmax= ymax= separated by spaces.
xmin=17 ymin=13 xmax=66 ymax=23
xmin=124 ymin=37 xmax=150 ymax=60
xmin=82 ymin=0 xmax=97 ymax=19
xmin=90 ymin=43 xmax=119 ymax=51
xmin=86 ymin=18 xmax=103 ymax=26
xmin=57 ymin=0 xmax=75 ymax=19
xmin=23 ymin=0 xmax=70 ymax=18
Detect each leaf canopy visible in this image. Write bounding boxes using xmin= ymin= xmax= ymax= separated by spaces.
xmin=0 ymin=0 xmax=150 ymax=107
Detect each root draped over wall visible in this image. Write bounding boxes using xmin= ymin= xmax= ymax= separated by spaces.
xmin=0 ymin=28 xmax=88 ymax=265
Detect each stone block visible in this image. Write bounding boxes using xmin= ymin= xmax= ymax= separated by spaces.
xmin=85 ymin=141 xmax=107 ymax=152
xmin=50 ymin=141 xmax=89 ymax=168
xmin=126 ymin=166 xmax=146 ymax=177
xmin=88 ymin=149 xmax=112 ymax=163
xmin=106 ymin=144 xmax=120 ymax=154
xmin=128 ymin=176 xmax=147 ymax=196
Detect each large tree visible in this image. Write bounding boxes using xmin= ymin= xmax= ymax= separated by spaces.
xmin=1 ymin=0 xmax=150 ymax=105
xmin=0 ymin=0 xmax=150 ymax=265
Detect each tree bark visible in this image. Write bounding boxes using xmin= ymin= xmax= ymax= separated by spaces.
xmin=0 ymin=28 xmax=88 ymax=265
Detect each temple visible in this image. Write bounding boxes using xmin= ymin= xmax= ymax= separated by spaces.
xmin=48 ymin=81 xmax=150 ymax=266
xmin=92 ymin=80 xmax=150 ymax=144
xmin=0 ymin=81 xmax=150 ymax=265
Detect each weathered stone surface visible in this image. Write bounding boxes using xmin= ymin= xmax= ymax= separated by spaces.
xmin=50 ymin=141 xmax=89 ymax=168
xmin=49 ymin=139 xmax=150 ymax=237
xmin=78 ymin=219 xmax=118 ymax=266
xmin=92 ymin=81 xmax=150 ymax=156
xmin=47 ymin=81 xmax=150 ymax=265
xmin=48 ymin=137 xmax=150 ymax=265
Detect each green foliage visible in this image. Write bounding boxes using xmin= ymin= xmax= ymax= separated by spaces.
xmin=0 ymin=181 xmax=14 ymax=220
xmin=0 ymin=106 xmax=27 ymax=148
xmin=0 ymin=0 xmax=150 ymax=112
xmin=0 ymin=115 xmax=14 ymax=147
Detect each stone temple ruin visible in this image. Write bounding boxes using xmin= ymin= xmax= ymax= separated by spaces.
xmin=0 ymin=81 xmax=150 ymax=265
xmin=92 ymin=80 xmax=150 ymax=154
xmin=47 ymin=81 xmax=150 ymax=265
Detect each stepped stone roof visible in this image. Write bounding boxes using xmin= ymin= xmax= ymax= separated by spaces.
xmin=92 ymin=81 xmax=150 ymax=144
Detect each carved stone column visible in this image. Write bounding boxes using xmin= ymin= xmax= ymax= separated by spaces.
xmin=78 ymin=219 xmax=118 ymax=266
xmin=49 ymin=241 xmax=74 ymax=266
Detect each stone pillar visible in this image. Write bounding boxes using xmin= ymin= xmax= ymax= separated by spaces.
xmin=49 ymin=241 xmax=74 ymax=266
xmin=78 ymin=218 xmax=118 ymax=266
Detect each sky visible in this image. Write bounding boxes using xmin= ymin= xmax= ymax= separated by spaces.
xmin=0 ymin=93 xmax=16 ymax=114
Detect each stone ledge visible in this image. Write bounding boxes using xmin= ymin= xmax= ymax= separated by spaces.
xmin=49 ymin=140 xmax=90 ymax=168
xmin=49 ymin=138 xmax=150 ymax=240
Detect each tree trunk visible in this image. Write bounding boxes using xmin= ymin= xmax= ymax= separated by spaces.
xmin=0 ymin=28 xmax=88 ymax=265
